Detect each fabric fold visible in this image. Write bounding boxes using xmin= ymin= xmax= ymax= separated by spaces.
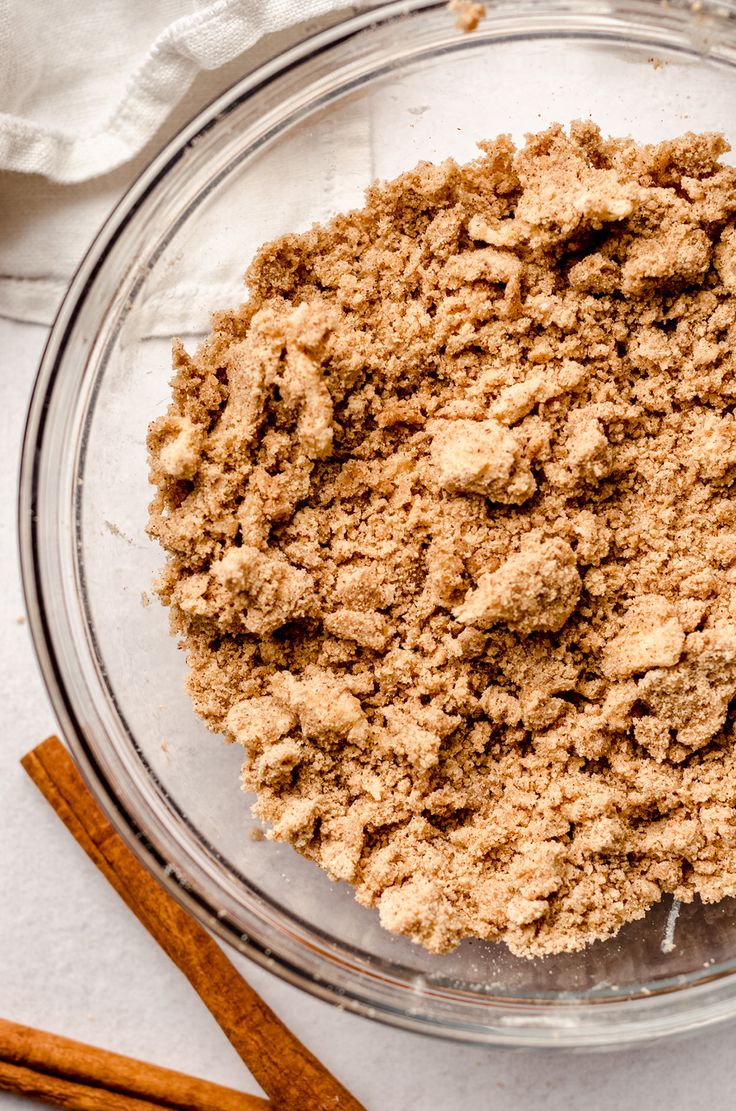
xmin=0 ymin=0 xmax=346 ymax=184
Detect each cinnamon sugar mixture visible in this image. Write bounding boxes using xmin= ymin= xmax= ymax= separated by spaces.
xmin=148 ymin=124 xmax=736 ymax=956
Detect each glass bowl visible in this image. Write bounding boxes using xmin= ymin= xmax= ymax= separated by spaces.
xmin=20 ymin=0 xmax=736 ymax=1047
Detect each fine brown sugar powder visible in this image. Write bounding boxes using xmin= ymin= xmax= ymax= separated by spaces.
xmin=148 ymin=123 xmax=736 ymax=957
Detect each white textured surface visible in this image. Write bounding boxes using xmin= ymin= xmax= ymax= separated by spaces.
xmin=0 ymin=5 xmax=361 ymax=324
xmin=0 ymin=0 xmax=355 ymax=182
xmin=3 ymin=320 xmax=736 ymax=1110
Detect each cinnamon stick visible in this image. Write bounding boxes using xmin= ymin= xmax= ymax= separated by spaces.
xmin=0 ymin=1017 xmax=268 ymax=1111
xmin=0 ymin=1059 xmax=168 ymax=1111
xmin=22 ymin=738 xmax=366 ymax=1111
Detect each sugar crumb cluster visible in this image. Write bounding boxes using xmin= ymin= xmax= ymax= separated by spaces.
xmin=149 ymin=123 xmax=736 ymax=957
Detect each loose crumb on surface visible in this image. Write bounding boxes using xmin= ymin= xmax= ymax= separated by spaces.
xmin=16 ymin=615 xmax=25 ymax=626
xmin=104 ymin=519 xmax=134 ymax=546
xmin=448 ymin=0 xmax=486 ymax=32
xmin=149 ymin=123 xmax=736 ymax=958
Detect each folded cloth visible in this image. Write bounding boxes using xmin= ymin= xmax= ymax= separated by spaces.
xmin=0 ymin=0 xmax=355 ymax=184
xmin=0 ymin=0 xmax=365 ymax=325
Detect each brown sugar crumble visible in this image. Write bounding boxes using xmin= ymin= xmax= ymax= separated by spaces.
xmin=148 ymin=123 xmax=736 ymax=957
xmin=448 ymin=0 xmax=486 ymax=33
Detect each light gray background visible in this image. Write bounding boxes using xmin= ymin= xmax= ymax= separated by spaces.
xmin=1 ymin=321 xmax=735 ymax=1111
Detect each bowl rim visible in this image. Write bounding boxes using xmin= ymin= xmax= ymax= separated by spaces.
xmin=19 ymin=0 xmax=736 ymax=1047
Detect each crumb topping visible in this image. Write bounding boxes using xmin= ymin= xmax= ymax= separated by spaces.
xmin=148 ymin=123 xmax=736 ymax=956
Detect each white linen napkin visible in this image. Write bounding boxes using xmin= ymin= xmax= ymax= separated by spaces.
xmin=0 ymin=0 xmax=366 ymax=325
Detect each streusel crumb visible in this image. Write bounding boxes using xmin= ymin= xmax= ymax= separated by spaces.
xmin=148 ymin=124 xmax=736 ymax=956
